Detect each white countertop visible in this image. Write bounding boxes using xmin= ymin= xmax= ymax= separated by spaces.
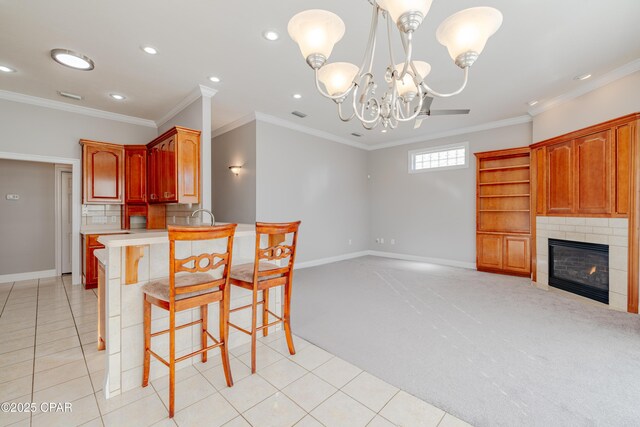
xmin=98 ymin=223 xmax=256 ymax=247
xmin=80 ymin=229 xmax=132 ymax=236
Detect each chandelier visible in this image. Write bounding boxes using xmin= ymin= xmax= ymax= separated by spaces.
xmin=287 ymin=1 xmax=502 ymax=131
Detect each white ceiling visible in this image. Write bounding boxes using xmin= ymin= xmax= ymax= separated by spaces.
xmin=1 ymin=0 xmax=639 ymax=146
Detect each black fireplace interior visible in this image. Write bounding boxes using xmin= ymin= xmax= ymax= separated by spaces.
xmin=548 ymin=239 xmax=609 ymax=304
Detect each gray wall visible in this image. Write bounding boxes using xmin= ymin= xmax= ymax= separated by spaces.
xmin=532 ymin=71 xmax=640 ymax=142
xmin=256 ymin=122 xmax=370 ymax=263
xmin=212 ymin=121 xmax=257 ymax=224
xmin=368 ymin=122 xmax=533 ymax=265
xmin=158 ymin=98 xmax=202 ymax=135
xmin=0 ymin=159 xmax=55 ymax=274
xmin=0 ymin=99 xmax=157 ymax=159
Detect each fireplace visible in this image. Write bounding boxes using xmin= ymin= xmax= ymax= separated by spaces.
xmin=548 ymin=239 xmax=609 ymax=304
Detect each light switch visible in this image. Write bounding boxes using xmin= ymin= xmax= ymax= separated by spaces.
xmin=6 ymin=194 xmax=19 ymax=201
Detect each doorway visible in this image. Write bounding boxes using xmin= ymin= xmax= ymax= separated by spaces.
xmin=60 ymin=170 xmax=72 ymax=274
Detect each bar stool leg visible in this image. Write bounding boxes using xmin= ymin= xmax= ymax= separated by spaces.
xmin=250 ymin=288 xmax=258 ymax=373
xmin=262 ymin=289 xmax=269 ymax=337
xmin=201 ymin=305 xmax=208 ymax=363
xmin=219 ymin=298 xmax=233 ymax=387
xmin=169 ymin=308 xmax=176 ymax=418
xmin=283 ymin=283 xmax=296 ymax=355
xmin=142 ymin=298 xmax=151 ymax=387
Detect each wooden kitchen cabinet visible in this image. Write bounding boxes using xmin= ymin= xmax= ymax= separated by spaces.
xmin=80 ymin=140 xmax=125 ymax=204
xmin=476 ymin=234 xmax=531 ymax=275
xmin=124 ymin=145 xmax=147 ymax=204
xmin=574 ymin=130 xmax=611 ymax=214
xmin=477 ymin=234 xmax=503 ymax=271
xmin=82 ymin=234 xmax=103 ymax=289
xmin=503 ymin=235 xmax=530 ymax=274
xmin=148 ymin=127 xmax=200 ymax=204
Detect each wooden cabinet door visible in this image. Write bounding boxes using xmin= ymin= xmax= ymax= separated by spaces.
xmin=164 ymin=138 xmax=177 ymax=202
xmin=82 ymin=142 xmax=124 ymax=204
xmin=503 ymin=235 xmax=530 ymax=274
xmin=615 ymin=124 xmax=632 ymax=215
xmin=546 ymin=140 xmax=574 ymax=214
xmin=534 ymin=147 xmax=546 ymax=215
xmin=477 ymin=234 xmax=503 ymax=270
xmin=575 ymin=130 xmax=611 ymax=214
xmin=86 ymin=246 xmax=99 ymax=287
xmin=177 ymin=133 xmax=200 ymax=204
xmin=125 ymin=147 xmax=147 ymax=204
xmin=147 ymin=147 xmax=158 ymax=202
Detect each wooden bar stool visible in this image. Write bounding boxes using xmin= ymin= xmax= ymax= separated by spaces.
xmin=228 ymin=221 xmax=301 ymax=373
xmin=141 ymin=224 xmax=237 ymax=418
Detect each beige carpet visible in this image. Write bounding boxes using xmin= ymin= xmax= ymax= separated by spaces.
xmin=291 ymin=256 xmax=640 ymax=426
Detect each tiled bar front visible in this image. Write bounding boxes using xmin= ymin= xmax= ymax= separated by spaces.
xmin=535 ymin=217 xmax=629 ymax=311
xmin=98 ymin=226 xmax=282 ymax=399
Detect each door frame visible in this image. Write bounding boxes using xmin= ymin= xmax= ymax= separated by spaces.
xmin=0 ymin=151 xmax=81 ymax=285
xmin=55 ymin=165 xmax=73 ymax=276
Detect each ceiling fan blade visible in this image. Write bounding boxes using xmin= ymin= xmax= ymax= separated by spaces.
xmin=414 ymin=117 xmax=425 ymax=129
xmin=428 ymin=109 xmax=470 ymax=116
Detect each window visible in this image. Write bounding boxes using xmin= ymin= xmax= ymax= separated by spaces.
xmin=408 ymin=142 xmax=469 ymax=173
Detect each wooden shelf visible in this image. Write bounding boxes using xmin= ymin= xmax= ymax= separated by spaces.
xmin=479 ymin=164 xmax=530 ymax=172
xmin=478 ymin=180 xmax=530 ymax=186
xmin=475 ymin=147 xmax=532 ymax=276
xmin=479 ymin=194 xmax=530 ymax=198
xmin=479 ymin=209 xmax=530 ymax=212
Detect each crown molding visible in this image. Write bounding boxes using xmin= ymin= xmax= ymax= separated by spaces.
xmin=528 ymin=58 xmax=640 ymax=116
xmin=368 ymin=115 xmax=532 ymax=150
xmin=254 ymin=112 xmax=370 ymax=150
xmin=211 ymin=113 xmax=257 ymax=139
xmin=199 ymin=84 xmax=217 ymax=98
xmin=155 ymin=85 xmax=217 ymax=128
xmin=0 ymin=89 xmax=157 ymax=128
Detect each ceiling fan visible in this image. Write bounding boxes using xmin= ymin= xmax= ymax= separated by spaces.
xmin=413 ymin=95 xmax=470 ymax=129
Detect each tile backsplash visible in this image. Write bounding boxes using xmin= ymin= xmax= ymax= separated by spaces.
xmin=165 ymin=203 xmax=202 ymax=226
xmin=82 ymin=204 xmax=122 ymax=230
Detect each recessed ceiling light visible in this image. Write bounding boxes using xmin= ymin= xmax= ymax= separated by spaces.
xmin=141 ymin=46 xmax=158 ymax=55
xmin=574 ymin=73 xmax=592 ymax=81
xmin=58 ymin=91 xmax=83 ymax=100
xmin=110 ymin=93 xmax=126 ymax=101
xmin=209 ymin=76 xmax=221 ymax=83
xmin=263 ymin=30 xmax=279 ymax=41
xmin=50 ymin=49 xmax=95 ymax=70
xmin=0 ymin=65 xmax=16 ymax=73
xmin=351 ymin=132 xmax=362 ymax=137
xmin=292 ymin=93 xmax=302 ymax=99
xmin=527 ymin=100 xmax=539 ymax=107
xmin=381 ymin=129 xmax=388 ymax=133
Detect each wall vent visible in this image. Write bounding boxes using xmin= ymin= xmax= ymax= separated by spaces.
xmin=291 ymin=111 xmax=307 ymax=118
xmin=58 ymin=91 xmax=83 ymax=100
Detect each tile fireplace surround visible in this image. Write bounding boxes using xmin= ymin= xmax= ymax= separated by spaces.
xmin=535 ymin=216 xmax=629 ymax=311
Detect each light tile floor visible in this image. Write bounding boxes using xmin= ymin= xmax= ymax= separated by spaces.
xmin=0 ymin=276 xmax=471 ymax=427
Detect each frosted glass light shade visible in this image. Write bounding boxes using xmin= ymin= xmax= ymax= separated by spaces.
xmin=436 ymin=7 xmax=503 ymax=61
xmin=395 ymin=61 xmax=431 ymax=97
xmin=288 ymin=10 xmax=346 ymax=60
xmin=379 ymin=0 xmax=432 ymax=26
xmin=318 ymin=62 xmax=359 ymax=96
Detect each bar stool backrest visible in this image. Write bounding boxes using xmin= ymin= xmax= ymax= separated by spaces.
xmin=167 ymin=224 xmax=237 ymax=303
xmin=253 ymin=221 xmax=301 ymax=284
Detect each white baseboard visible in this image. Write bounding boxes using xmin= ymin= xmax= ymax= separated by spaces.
xmin=368 ymin=250 xmax=476 ymax=270
xmin=295 ymin=251 xmax=370 ymax=269
xmin=0 ymin=269 xmax=57 ymax=284
xmin=294 ymin=250 xmax=475 ymax=270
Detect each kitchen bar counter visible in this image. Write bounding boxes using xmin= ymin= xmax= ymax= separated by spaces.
xmin=97 ymin=223 xmax=281 ymax=400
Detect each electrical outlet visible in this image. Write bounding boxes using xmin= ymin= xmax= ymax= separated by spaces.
xmin=82 ymin=205 xmax=89 ymax=215
xmin=5 ymin=194 xmax=19 ymax=201
xmin=111 ymin=216 xmax=118 ymax=223
xmin=348 ymin=239 xmax=352 ymax=245
xmin=391 ymin=239 xmax=395 ymax=245
xmin=380 ymin=238 xmax=384 ymax=244
xmin=375 ymin=238 xmax=380 ymax=243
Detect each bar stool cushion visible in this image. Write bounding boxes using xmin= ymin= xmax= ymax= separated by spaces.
xmin=142 ymin=272 xmax=218 ymax=301
xmin=230 ymin=261 xmax=282 ymax=283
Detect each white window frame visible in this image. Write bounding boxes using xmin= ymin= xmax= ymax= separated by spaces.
xmin=408 ymin=141 xmax=469 ymax=174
